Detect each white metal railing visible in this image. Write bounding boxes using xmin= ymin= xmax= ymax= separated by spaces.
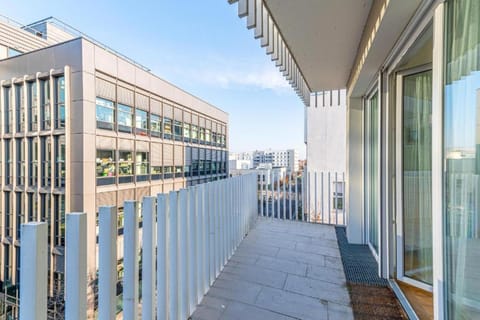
xmin=257 ymin=170 xmax=346 ymax=226
xmin=18 ymin=174 xmax=258 ymax=320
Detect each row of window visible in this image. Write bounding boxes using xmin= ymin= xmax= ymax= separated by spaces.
xmin=2 ymin=192 xmax=64 ymax=287
xmin=1 ymin=136 xmax=65 ymax=188
xmin=96 ymin=148 xmax=227 ymax=186
xmin=96 ymin=97 xmax=227 ymax=147
xmin=2 ymin=76 xmax=65 ymax=134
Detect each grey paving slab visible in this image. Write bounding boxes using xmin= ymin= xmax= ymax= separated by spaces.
xmin=219 ymin=263 xmax=287 ymax=289
xmin=255 ymin=286 xmax=329 ymax=320
xmin=284 ymin=274 xmax=351 ymax=306
xmin=256 ymin=255 xmax=308 ymax=276
xmin=191 ymin=218 xmax=353 ymax=320
xmin=220 ymin=301 xmax=296 ymax=320
xmin=306 ymin=265 xmax=346 ymax=285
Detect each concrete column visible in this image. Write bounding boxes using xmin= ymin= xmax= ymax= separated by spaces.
xmin=346 ymin=97 xmax=364 ymax=243
xmin=98 ymin=206 xmax=117 ymax=320
xmin=19 ymin=222 xmax=47 ymax=320
xmin=142 ymin=197 xmax=156 ymax=320
xmin=65 ymin=213 xmax=87 ymax=320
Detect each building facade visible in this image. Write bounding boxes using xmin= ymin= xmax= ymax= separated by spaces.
xmin=252 ymin=149 xmax=298 ymax=173
xmin=231 ymin=0 xmax=479 ymax=318
xmin=0 ymin=16 xmax=228 ymax=313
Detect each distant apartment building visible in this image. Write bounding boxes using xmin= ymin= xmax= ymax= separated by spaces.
xmin=0 ymin=15 xmax=228 ymax=311
xmin=252 ymin=149 xmax=298 ymax=173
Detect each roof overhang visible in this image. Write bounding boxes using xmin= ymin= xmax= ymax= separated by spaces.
xmin=229 ymin=0 xmax=425 ymax=104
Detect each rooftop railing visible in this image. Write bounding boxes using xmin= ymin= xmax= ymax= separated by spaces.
xmin=18 ymin=174 xmax=257 ymax=320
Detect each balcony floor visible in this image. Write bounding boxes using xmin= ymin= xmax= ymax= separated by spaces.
xmin=191 ymin=217 xmax=354 ymax=320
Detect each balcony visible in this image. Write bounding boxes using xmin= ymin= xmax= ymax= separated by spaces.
xmin=16 ymin=172 xmax=402 ymax=320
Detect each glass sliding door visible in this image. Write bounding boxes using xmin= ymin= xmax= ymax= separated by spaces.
xmin=402 ymin=70 xmax=433 ymax=286
xmin=444 ymin=0 xmax=480 ymax=318
xmin=365 ymin=91 xmax=380 ymax=254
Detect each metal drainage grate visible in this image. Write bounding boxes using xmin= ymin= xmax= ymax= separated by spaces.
xmin=335 ymin=226 xmax=389 ymax=287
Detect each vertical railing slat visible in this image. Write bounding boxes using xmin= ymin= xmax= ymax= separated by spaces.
xmin=19 ymin=222 xmax=48 ymax=320
xmin=178 ymin=189 xmax=189 ymax=319
xmin=65 ymin=213 xmax=87 ymax=320
xmin=157 ymin=194 xmax=168 ymax=320
xmin=168 ymin=191 xmax=178 ymax=320
xmin=142 ymin=197 xmax=156 ymax=320
xmin=98 ymin=206 xmax=117 ymax=320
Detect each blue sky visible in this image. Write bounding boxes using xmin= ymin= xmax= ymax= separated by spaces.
xmin=1 ymin=0 xmax=306 ymax=158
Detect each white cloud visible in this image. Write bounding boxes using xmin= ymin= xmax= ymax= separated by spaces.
xmin=197 ymin=66 xmax=291 ymax=92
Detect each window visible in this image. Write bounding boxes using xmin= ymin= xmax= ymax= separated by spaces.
xmin=205 ymin=129 xmax=211 ymax=144
xmin=5 ymin=139 xmax=12 ymax=185
xmin=191 ymin=125 xmax=198 ymax=142
xmin=55 ymin=136 xmax=65 ymax=188
xmin=28 ymin=82 xmax=38 ymax=131
xmin=150 ymin=114 xmax=162 ymax=137
xmin=135 ymin=109 xmax=148 ymax=135
xmin=15 ymin=84 xmax=25 ymax=132
xmin=29 ymin=137 xmax=39 ymax=186
xmin=41 ymin=137 xmax=52 ymax=187
xmin=174 ymin=120 xmax=183 ymax=141
xmin=164 ymin=166 xmax=173 ymax=179
xmin=151 ymin=166 xmax=162 ymax=180
xmin=184 ymin=165 xmax=191 ymax=177
xmin=212 ymin=132 xmax=217 ymax=146
xmin=15 ymin=192 xmax=24 ymax=239
xmin=118 ymin=103 xmax=133 ymax=133
xmin=4 ymin=86 xmax=11 ymax=134
xmin=136 ymin=152 xmax=149 ymax=181
xmin=96 ymin=150 xmax=115 ymax=185
xmin=4 ymin=192 xmax=12 ymax=237
xmin=175 ymin=165 xmax=183 ymax=178
xmin=118 ymin=151 xmax=133 ymax=184
xmin=16 ymin=139 xmax=25 ymax=186
xmin=27 ymin=192 xmax=38 ymax=222
xmin=40 ymin=193 xmax=50 ymax=223
xmin=183 ymin=123 xmax=191 ymax=141
xmin=163 ymin=118 xmax=172 ymax=139
xmin=54 ymin=195 xmax=65 ymax=246
xmin=40 ymin=79 xmax=51 ymax=130
xmin=96 ymin=97 xmax=114 ymax=130
xmin=199 ymin=127 xmax=205 ymax=143
xmin=54 ymin=76 xmax=65 ymax=129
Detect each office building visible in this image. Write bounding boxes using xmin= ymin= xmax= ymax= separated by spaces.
xmin=252 ymin=149 xmax=298 ymax=173
xmin=0 ymin=15 xmax=228 ymax=313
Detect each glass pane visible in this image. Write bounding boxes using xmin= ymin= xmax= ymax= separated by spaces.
xmin=403 ymin=70 xmax=432 ymax=285
xmin=444 ymin=0 xmax=480 ymax=318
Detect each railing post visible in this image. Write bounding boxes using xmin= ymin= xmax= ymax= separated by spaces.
xmin=19 ymin=222 xmax=47 ymax=320
xmin=98 ymin=206 xmax=117 ymax=320
xmin=124 ymin=200 xmax=139 ymax=320
xmin=270 ymin=170 xmax=274 ymax=218
xmin=328 ymin=172 xmax=331 ymax=224
xmin=208 ymin=183 xmax=215 ymax=285
xmin=288 ymin=172 xmax=292 ymax=220
xmin=343 ymin=172 xmax=346 ymax=225
xmin=307 ymin=171 xmax=311 ymax=222
xmin=314 ymin=171 xmax=318 ymax=223
xmin=65 ymin=213 xmax=87 ymax=320
xmin=157 ymin=194 xmax=168 ymax=320
xmin=188 ymin=186 xmax=197 ymax=314
xmin=282 ymin=171 xmax=286 ymax=219
xmin=178 ymin=189 xmax=189 ymax=319
xmin=195 ymin=185 xmax=205 ymax=301
xmin=295 ymin=173 xmax=298 ymax=220
xmin=142 ymin=197 xmax=156 ymax=320
xmin=168 ymin=191 xmax=179 ymax=320
xmin=335 ymin=172 xmax=339 ymax=225
xmin=321 ymin=172 xmax=325 ymax=224
xmin=301 ymin=172 xmax=305 ymax=222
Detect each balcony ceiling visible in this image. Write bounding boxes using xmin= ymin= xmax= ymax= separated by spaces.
xmin=264 ymin=0 xmax=373 ymax=91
